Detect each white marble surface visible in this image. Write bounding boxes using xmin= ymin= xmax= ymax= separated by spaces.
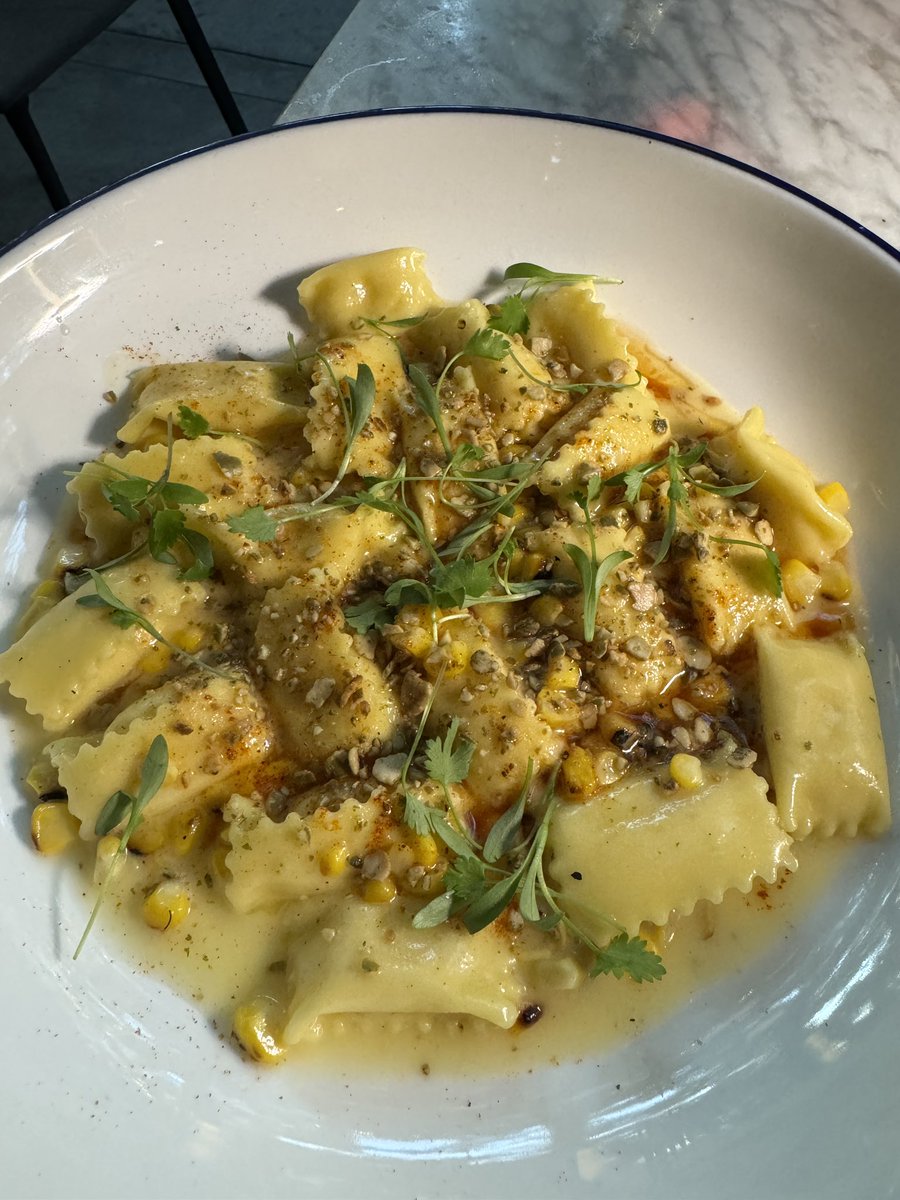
xmin=279 ymin=0 xmax=900 ymax=248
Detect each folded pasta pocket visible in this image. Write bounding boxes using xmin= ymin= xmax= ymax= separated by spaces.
xmin=531 ymin=381 xmax=667 ymax=499
xmin=527 ymin=284 xmax=636 ymax=377
xmin=281 ymin=895 xmax=525 ymax=1044
xmin=48 ymin=671 xmax=272 ymax=837
xmin=117 ymin=361 xmax=307 ymax=447
xmin=547 ymin=766 xmax=796 ymax=935
xmin=708 ymin=408 xmax=851 ymax=565
xmin=756 ymin=628 xmax=890 ymax=838
xmin=224 ymin=786 xmax=383 ymax=912
xmin=0 ymin=559 xmax=208 ymax=732
xmin=298 ymin=247 xmax=442 ymax=338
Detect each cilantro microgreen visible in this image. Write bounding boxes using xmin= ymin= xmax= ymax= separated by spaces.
xmin=487 ymin=294 xmax=530 ymax=337
xmin=591 ymin=933 xmax=666 ymax=982
xmin=343 ymin=595 xmax=393 ymax=635
xmin=176 ymin=404 xmax=209 ymax=439
xmin=73 ymin=735 xmax=169 ymax=959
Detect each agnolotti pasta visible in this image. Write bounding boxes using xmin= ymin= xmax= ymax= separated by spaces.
xmin=3 ymin=247 xmax=890 ymax=1068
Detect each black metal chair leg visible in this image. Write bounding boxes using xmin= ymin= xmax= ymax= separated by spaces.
xmin=165 ymin=0 xmax=248 ymax=136
xmin=6 ymin=97 xmax=69 ymax=210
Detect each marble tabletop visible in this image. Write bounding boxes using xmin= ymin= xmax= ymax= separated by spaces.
xmin=279 ymin=0 xmax=900 ymax=250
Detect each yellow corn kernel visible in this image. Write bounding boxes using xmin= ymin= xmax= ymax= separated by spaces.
xmin=211 ymin=840 xmax=231 ymax=880
xmin=594 ymin=749 xmax=630 ymax=788
xmin=473 ymin=603 xmax=507 ymax=634
xmin=443 ymin=640 xmax=469 ymax=677
xmin=138 ymin=643 xmax=172 ymax=674
xmin=782 ymin=558 xmax=821 ymax=608
xmin=670 ymin=752 xmax=703 ymax=790
xmin=31 ymin=802 xmax=79 ymax=855
xmin=25 ymin=757 xmax=59 ymax=799
xmin=93 ymin=834 xmax=123 ymax=885
xmin=363 ymin=876 xmax=397 ymax=904
xmin=530 ymin=595 xmax=563 ymax=627
xmin=817 ymin=481 xmax=850 ymax=515
xmin=544 ymin=654 xmax=581 ymax=691
xmin=411 ymin=834 xmax=439 ymax=868
xmin=318 ymin=842 xmax=349 ymax=877
xmin=819 ymin=559 xmax=852 ymax=601
xmin=142 ymin=880 xmax=191 ymax=931
xmin=127 ymin=821 xmax=167 ymax=855
xmin=560 ymin=747 xmax=596 ymax=801
xmin=536 ymin=691 xmax=583 ymax=732
xmin=171 ymin=626 xmax=205 ymax=653
xmin=509 ymin=551 xmax=542 ymax=581
xmin=167 ymin=809 xmax=217 ymax=857
xmin=394 ymin=625 xmax=434 ymax=660
xmin=233 ymin=999 xmax=285 ymax=1064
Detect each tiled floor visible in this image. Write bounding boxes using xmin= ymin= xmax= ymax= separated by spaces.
xmin=0 ymin=0 xmax=357 ymax=249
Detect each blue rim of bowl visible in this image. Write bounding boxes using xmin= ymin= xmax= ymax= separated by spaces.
xmin=2 ymin=105 xmax=899 ymax=264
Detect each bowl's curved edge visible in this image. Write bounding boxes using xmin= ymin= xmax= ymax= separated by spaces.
xmin=3 ymin=106 xmax=898 ymax=265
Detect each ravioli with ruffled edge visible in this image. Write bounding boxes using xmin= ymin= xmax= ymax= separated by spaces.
xmin=1 ymin=247 xmax=890 ymax=1064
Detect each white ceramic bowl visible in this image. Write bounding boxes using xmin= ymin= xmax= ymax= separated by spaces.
xmin=1 ymin=111 xmax=897 ymax=1200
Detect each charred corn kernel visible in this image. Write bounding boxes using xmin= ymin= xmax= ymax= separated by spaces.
xmin=233 ymin=1000 xmax=285 ymax=1064
xmin=411 ymin=834 xmax=439 ymax=868
xmin=363 ymin=876 xmax=397 ymax=904
xmin=594 ymin=749 xmax=630 ymax=788
xmin=138 ymin=643 xmax=172 ymax=674
xmin=544 ymin=654 xmax=581 ymax=691
xmin=670 ymin=752 xmax=703 ymax=790
xmin=817 ymin=481 xmax=850 ymax=515
xmin=168 ymin=809 xmax=216 ymax=857
xmin=536 ymin=691 xmax=583 ymax=732
xmin=142 ymin=880 xmax=191 ymax=931
xmin=560 ymin=746 xmax=596 ymax=800
xmin=318 ymin=842 xmax=349 ymax=877
xmin=819 ymin=559 xmax=852 ymax=601
xmin=443 ymin=640 xmax=469 ymax=677
xmin=782 ymin=558 xmax=821 ymax=608
xmin=530 ymin=595 xmax=563 ymax=627
xmin=93 ymin=834 xmax=122 ymax=884
xmin=211 ymin=840 xmax=231 ymax=880
xmin=31 ymin=802 xmax=79 ymax=855
xmin=510 ymin=550 xmax=542 ymax=581
xmin=171 ymin=626 xmax=204 ymax=653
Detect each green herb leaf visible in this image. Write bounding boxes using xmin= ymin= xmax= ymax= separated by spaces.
xmin=177 ymin=528 xmax=214 ymax=582
xmin=487 ymin=294 xmax=530 ymax=337
xmin=423 ymin=717 xmax=476 ymax=788
xmin=566 ymin=544 xmax=632 ymax=642
xmin=226 ymin=505 xmax=279 ymax=542
xmin=159 ymin=481 xmax=209 ymax=506
xmin=411 ymin=891 xmax=458 ymax=928
xmin=177 ymin=405 xmax=210 ymax=439
xmin=317 ymin=362 xmax=377 ymax=502
xmin=710 ymin=535 xmax=783 ymax=598
xmin=402 ymin=790 xmax=473 ymax=860
xmin=74 ymin=735 xmax=169 ymax=960
xmin=408 ymin=362 xmax=453 ymax=458
xmin=502 ymin=262 xmax=621 ymax=286
xmin=463 ymin=328 xmax=510 ymax=361
xmin=591 ymin=932 xmax=666 ymax=983
xmin=101 ymin=477 xmax=152 ymax=521
xmin=344 ymin=595 xmax=393 ymax=635
xmin=148 ymin=508 xmax=185 ymax=563
xmin=482 ymin=760 xmax=532 ymax=863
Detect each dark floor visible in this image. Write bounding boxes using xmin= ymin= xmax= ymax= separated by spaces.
xmin=0 ymin=0 xmax=358 ymax=250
